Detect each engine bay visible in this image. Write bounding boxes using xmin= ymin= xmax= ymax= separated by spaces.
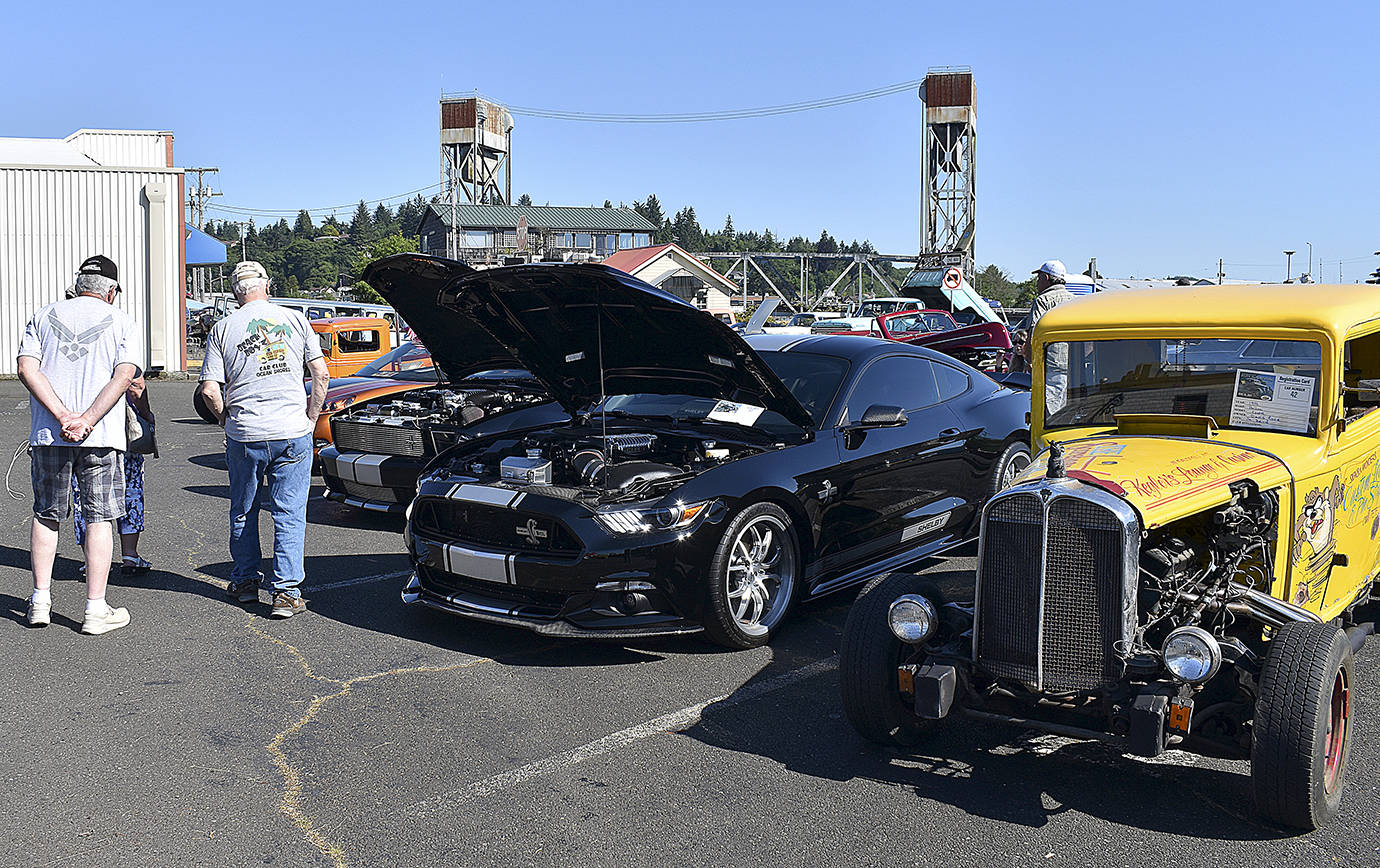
xmin=449 ymin=426 xmax=758 ymax=504
xmin=340 ymin=386 xmax=546 ymax=431
xmin=1132 ymin=480 xmax=1280 ymax=654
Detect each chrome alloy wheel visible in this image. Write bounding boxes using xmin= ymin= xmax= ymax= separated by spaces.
xmin=725 ymin=514 xmax=797 ymax=637
xmin=1001 ymin=450 xmax=1032 ymax=488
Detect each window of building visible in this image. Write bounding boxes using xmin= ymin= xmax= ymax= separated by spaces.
xmin=619 ymin=233 xmax=633 ymax=249
xmin=575 ymin=232 xmax=592 ymax=249
xmin=634 ymin=233 xmax=651 ymax=247
xmin=661 ymin=276 xmax=707 ymax=307
xmin=461 ymin=230 xmax=488 ymax=249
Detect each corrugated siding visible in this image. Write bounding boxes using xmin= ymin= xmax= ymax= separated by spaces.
xmin=0 ymin=166 xmax=184 ymax=374
xmin=65 ymin=131 xmax=170 ymax=168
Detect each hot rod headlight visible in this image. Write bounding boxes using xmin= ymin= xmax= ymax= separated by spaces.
xmin=1162 ymin=626 xmax=1222 ymax=683
xmin=887 ymin=594 xmax=937 ymax=645
xmin=596 ymin=500 xmax=714 ymax=535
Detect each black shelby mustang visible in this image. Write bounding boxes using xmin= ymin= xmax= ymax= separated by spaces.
xmin=365 ymin=254 xmax=1031 ymax=648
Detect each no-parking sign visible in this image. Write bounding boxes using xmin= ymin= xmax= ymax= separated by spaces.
xmin=943 ymin=267 xmax=963 ymax=289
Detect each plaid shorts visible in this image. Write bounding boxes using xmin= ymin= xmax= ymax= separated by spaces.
xmin=31 ymin=446 xmax=126 ymax=524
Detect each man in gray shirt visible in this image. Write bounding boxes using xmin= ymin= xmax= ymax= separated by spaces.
xmin=18 ymin=255 xmax=143 ymax=634
xmin=1024 ymin=259 xmax=1076 ymax=416
xmin=198 ymin=261 xmax=329 ymax=617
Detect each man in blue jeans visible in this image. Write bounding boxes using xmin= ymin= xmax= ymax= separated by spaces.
xmin=197 ymin=262 xmax=329 ymax=617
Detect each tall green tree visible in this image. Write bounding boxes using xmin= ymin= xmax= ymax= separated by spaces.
xmin=350 ymin=233 xmax=421 ymax=303
xmin=517 ymin=193 xmax=533 ymax=206
xmin=816 ymin=230 xmax=838 ymax=254
xmin=349 ymin=200 xmax=373 ymax=241
xmin=293 ymin=210 xmax=315 ymax=238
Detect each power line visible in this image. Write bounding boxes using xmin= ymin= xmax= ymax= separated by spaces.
xmin=207 ymin=182 xmax=443 ymax=218
xmin=507 ymin=79 xmax=925 ymax=124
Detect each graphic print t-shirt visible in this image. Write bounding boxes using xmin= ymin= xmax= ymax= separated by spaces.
xmin=17 ymin=296 xmax=144 ymax=449
xmin=200 ymin=299 xmax=323 ymax=442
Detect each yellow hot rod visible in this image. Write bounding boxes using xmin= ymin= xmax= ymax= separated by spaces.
xmin=840 ymin=283 xmax=1380 ymax=829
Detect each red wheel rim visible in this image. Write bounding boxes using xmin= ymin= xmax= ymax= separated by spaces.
xmin=1323 ymin=667 xmax=1349 ymax=794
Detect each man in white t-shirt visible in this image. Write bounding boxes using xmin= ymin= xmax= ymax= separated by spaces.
xmin=198 ymin=262 xmax=329 ymax=617
xmin=17 ymin=255 xmax=144 ymax=634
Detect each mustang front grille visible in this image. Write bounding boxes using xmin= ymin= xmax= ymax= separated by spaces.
xmin=974 ymin=482 xmax=1139 ymax=693
xmin=339 ymin=479 xmax=408 ymax=504
xmin=332 ymin=419 xmax=426 ymax=458
xmin=412 ymin=499 xmax=582 ymax=556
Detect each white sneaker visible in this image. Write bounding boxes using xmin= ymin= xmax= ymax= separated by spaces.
xmin=26 ymin=599 xmax=51 ymax=627
xmin=81 ymin=606 xmax=130 ymax=635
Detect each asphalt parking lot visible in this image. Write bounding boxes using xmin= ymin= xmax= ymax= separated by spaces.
xmin=3 ymin=378 xmax=1378 ymax=867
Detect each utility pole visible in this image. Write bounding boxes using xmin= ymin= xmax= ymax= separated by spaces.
xmin=1284 ymin=250 xmax=1295 ymax=283
xmin=1218 ymin=258 xmax=1224 ymax=285
xmin=1306 ymin=242 xmax=1313 ymax=283
xmin=185 ymin=167 xmax=221 ymax=228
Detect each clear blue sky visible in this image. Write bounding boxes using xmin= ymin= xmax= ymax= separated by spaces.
xmin=4 ymin=0 xmax=1377 ymax=282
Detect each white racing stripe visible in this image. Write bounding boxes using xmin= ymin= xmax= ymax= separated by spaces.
xmin=352 ymin=454 xmax=389 ymax=486
xmin=305 ymin=568 xmax=411 ymax=593
xmin=407 ymin=654 xmax=839 ymax=815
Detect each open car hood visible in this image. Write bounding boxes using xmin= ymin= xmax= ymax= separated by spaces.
xmin=430 ymin=262 xmax=814 ymax=428
xmin=361 ymin=254 xmax=523 ymax=382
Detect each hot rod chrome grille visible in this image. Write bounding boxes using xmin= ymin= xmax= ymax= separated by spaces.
xmin=974 ymin=494 xmax=1042 ymax=684
xmin=1042 ymin=499 xmax=1127 ymax=691
xmin=332 ymin=419 xmax=426 ymax=458
xmin=974 ymin=484 xmax=1138 ymax=693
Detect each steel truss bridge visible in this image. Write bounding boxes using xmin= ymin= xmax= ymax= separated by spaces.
xmin=696 ymin=250 xmax=969 ymax=313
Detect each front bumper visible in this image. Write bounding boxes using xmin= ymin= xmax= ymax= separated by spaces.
xmin=320 ymin=444 xmax=426 ymax=513
xmin=907 ymin=660 xmax=1190 ymax=758
xmin=401 ymin=479 xmax=724 ymax=638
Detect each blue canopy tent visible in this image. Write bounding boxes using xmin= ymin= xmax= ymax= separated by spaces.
xmin=185 ymin=223 xmax=227 ymax=266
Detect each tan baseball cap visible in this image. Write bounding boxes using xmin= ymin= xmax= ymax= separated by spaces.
xmin=231 ymin=260 xmax=268 ymax=283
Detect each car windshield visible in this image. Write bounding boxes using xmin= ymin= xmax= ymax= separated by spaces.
xmin=887 ymin=312 xmax=953 ymax=334
xmin=355 ymin=342 xmax=439 ymax=382
xmin=1044 ymin=337 xmax=1323 ymax=436
xmin=857 ymin=301 xmax=906 ymax=318
xmin=596 ymin=351 xmax=848 ymax=434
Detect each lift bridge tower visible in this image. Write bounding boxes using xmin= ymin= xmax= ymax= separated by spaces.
xmin=918 ymin=68 xmax=976 ymax=272
xmin=440 ymin=93 xmax=514 ymax=257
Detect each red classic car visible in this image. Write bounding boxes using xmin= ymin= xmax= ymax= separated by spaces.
xmin=815 ymin=309 xmax=1012 ymax=371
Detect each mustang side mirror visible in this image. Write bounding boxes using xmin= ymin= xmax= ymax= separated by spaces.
xmin=843 ymin=404 xmax=908 ymax=432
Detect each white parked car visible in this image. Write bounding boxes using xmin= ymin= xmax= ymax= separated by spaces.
xmin=811 ymin=297 xmax=926 ymax=332
xmin=761 ymin=310 xmax=843 ymax=335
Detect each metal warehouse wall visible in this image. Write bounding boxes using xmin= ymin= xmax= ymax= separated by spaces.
xmin=65 ymin=130 xmax=173 ymax=169
xmin=0 ymin=164 xmax=184 ymax=375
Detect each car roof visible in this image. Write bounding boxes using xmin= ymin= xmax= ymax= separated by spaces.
xmin=1040 ymin=284 xmax=1380 ymax=337
xmin=745 ymin=332 xmax=961 ymax=366
xmin=311 ymin=316 xmax=389 ymax=328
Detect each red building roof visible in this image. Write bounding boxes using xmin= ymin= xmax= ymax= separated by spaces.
xmin=600 ymin=243 xmax=672 ymax=275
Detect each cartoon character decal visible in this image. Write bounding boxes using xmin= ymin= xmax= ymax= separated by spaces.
xmin=235 ymin=318 xmax=293 ymax=376
xmin=1292 ymin=475 xmax=1345 ymax=605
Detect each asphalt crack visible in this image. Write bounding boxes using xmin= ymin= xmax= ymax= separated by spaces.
xmin=244 ymin=616 xmax=495 ymax=868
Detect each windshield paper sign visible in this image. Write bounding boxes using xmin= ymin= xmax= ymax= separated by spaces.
xmin=708 ymin=400 xmax=764 ymax=426
xmin=1229 ymin=369 xmax=1314 ymax=433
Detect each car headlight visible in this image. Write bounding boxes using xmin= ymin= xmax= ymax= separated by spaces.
xmin=887 ymin=594 xmax=937 ymax=644
xmin=596 ymin=500 xmax=714 ymax=535
xmin=1162 ymin=626 xmax=1222 ymax=683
